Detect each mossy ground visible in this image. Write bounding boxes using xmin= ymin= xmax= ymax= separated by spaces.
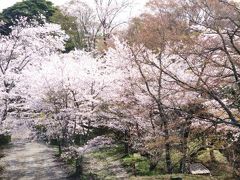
xmin=129 ymin=174 xmax=231 ymax=180
xmin=83 ymin=145 xmax=129 ymax=179
xmin=78 ymin=145 xmax=234 ymax=179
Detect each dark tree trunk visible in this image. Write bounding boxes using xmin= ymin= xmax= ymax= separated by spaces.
xmin=157 ymin=102 xmax=172 ymax=174
xmin=58 ymin=140 xmax=62 ymax=156
xmin=163 ymin=120 xmax=172 ymax=174
xmin=1 ymin=98 xmax=8 ymax=123
xmin=131 ymin=162 xmax=137 ymax=176
xmin=165 ymin=142 xmax=172 ymax=173
xmin=124 ymin=129 xmax=130 ymax=155
xmin=1 ymin=81 xmax=14 ymax=123
xmin=149 ymin=161 xmax=158 ymax=172
xmin=75 ymin=155 xmax=83 ymax=176
xmin=180 ymin=120 xmax=191 ymax=173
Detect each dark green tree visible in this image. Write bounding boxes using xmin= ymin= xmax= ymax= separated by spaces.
xmin=0 ymin=0 xmax=56 ymax=34
xmin=50 ymin=10 xmax=87 ymax=52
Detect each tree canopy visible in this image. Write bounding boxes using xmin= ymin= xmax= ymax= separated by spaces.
xmin=0 ymin=0 xmax=56 ymax=34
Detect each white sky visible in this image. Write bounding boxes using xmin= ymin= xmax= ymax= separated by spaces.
xmin=2 ymin=0 xmax=238 ymax=21
xmin=1 ymin=0 xmax=240 ymax=12
xmin=0 ymin=0 xmax=148 ymax=15
xmin=0 ymin=0 xmax=66 ymax=11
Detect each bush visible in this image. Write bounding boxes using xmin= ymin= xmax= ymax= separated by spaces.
xmin=0 ymin=134 xmax=11 ymax=145
xmin=122 ymin=153 xmax=152 ymax=176
xmin=50 ymin=138 xmax=59 ymax=145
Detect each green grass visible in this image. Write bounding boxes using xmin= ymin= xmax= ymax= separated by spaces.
xmin=83 ymin=145 xmax=129 ymax=179
xmin=91 ymin=145 xmax=125 ymax=160
xmin=121 ymin=150 xmax=186 ymax=176
xmin=121 ymin=149 xmax=233 ymax=179
xmin=122 ymin=153 xmax=153 ymax=176
xmin=129 ymin=174 xmax=231 ymax=180
xmin=196 ymin=149 xmax=232 ymax=178
xmin=197 ymin=149 xmax=227 ymax=164
xmin=59 ymin=142 xmax=234 ymax=179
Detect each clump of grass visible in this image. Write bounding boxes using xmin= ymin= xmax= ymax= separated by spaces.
xmin=197 ymin=149 xmax=227 ymax=164
xmin=122 ymin=153 xmax=155 ymax=176
xmin=91 ymin=145 xmax=125 ymax=160
xmin=196 ymin=149 xmax=232 ymax=178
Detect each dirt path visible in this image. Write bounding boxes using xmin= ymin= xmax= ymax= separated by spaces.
xmin=0 ymin=118 xmax=69 ymax=180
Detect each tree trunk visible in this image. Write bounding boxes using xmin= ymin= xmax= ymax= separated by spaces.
xmin=58 ymin=140 xmax=62 ymax=156
xmin=180 ymin=120 xmax=191 ymax=173
xmin=75 ymin=155 xmax=83 ymax=176
xmin=131 ymin=162 xmax=137 ymax=176
xmin=210 ymin=149 xmax=216 ymax=162
xmin=1 ymin=81 xmax=14 ymax=124
xmin=149 ymin=161 xmax=158 ymax=172
xmin=124 ymin=129 xmax=130 ymax=155
xmin=165 ymin=142 xmax=172 ymax=173
xmin=180 ymin=142 xmax=188 ymax=173
xmin=1 ymin=98 xmax=8 ymax=123
xmin=163 ymin=121 xmax=172 ymax=174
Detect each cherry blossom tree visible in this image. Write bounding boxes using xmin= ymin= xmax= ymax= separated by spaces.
xmin=0 ymin=17 xmax=66 ymax=134
xmin=121 ymin=0 xmax=240 ymax=174
xmin=21 ymin=50 xmax=108 ymax=154
xmin=103 ymin=39 xmax=182 ymax=172
xmin=61 ymin=0 xmax=131 ymax=51
xmin=103 ymin=33 xmax=240 ymax=173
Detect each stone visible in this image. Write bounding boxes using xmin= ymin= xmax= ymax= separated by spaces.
xmin=189 ymin=163 xmax=211 ymax=175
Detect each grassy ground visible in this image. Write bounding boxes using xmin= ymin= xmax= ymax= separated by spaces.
xmin=129 ymin=174 xmax=232 ymax=180
xmin=79 ymin=145 xmax=234 ymax=179
xmin=83 ymin=145 xmax=129 ymax=179
xmin=54 ymin=142 xmax=235 ymax=179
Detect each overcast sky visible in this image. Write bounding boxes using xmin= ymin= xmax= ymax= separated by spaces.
xmin=2 ymin=0 xmax=239 ymax=21
xmin=0 ymin=0 xmax=148 ymax=15
xmin=1 ymin=0 xmax=240 ymax=12
xmin=0 ymin=0 xmax=65 ymax=11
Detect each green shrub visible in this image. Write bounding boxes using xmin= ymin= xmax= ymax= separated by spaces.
xmin=0 ymin=134 xmax=11 ymax=145
xmin=34 ymin=124 xmax=47 ymax=133
xmin=122 ymin=153 xmax=152 ymax=176
xmin=50 ymin=138 xmax=59 ymax=145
